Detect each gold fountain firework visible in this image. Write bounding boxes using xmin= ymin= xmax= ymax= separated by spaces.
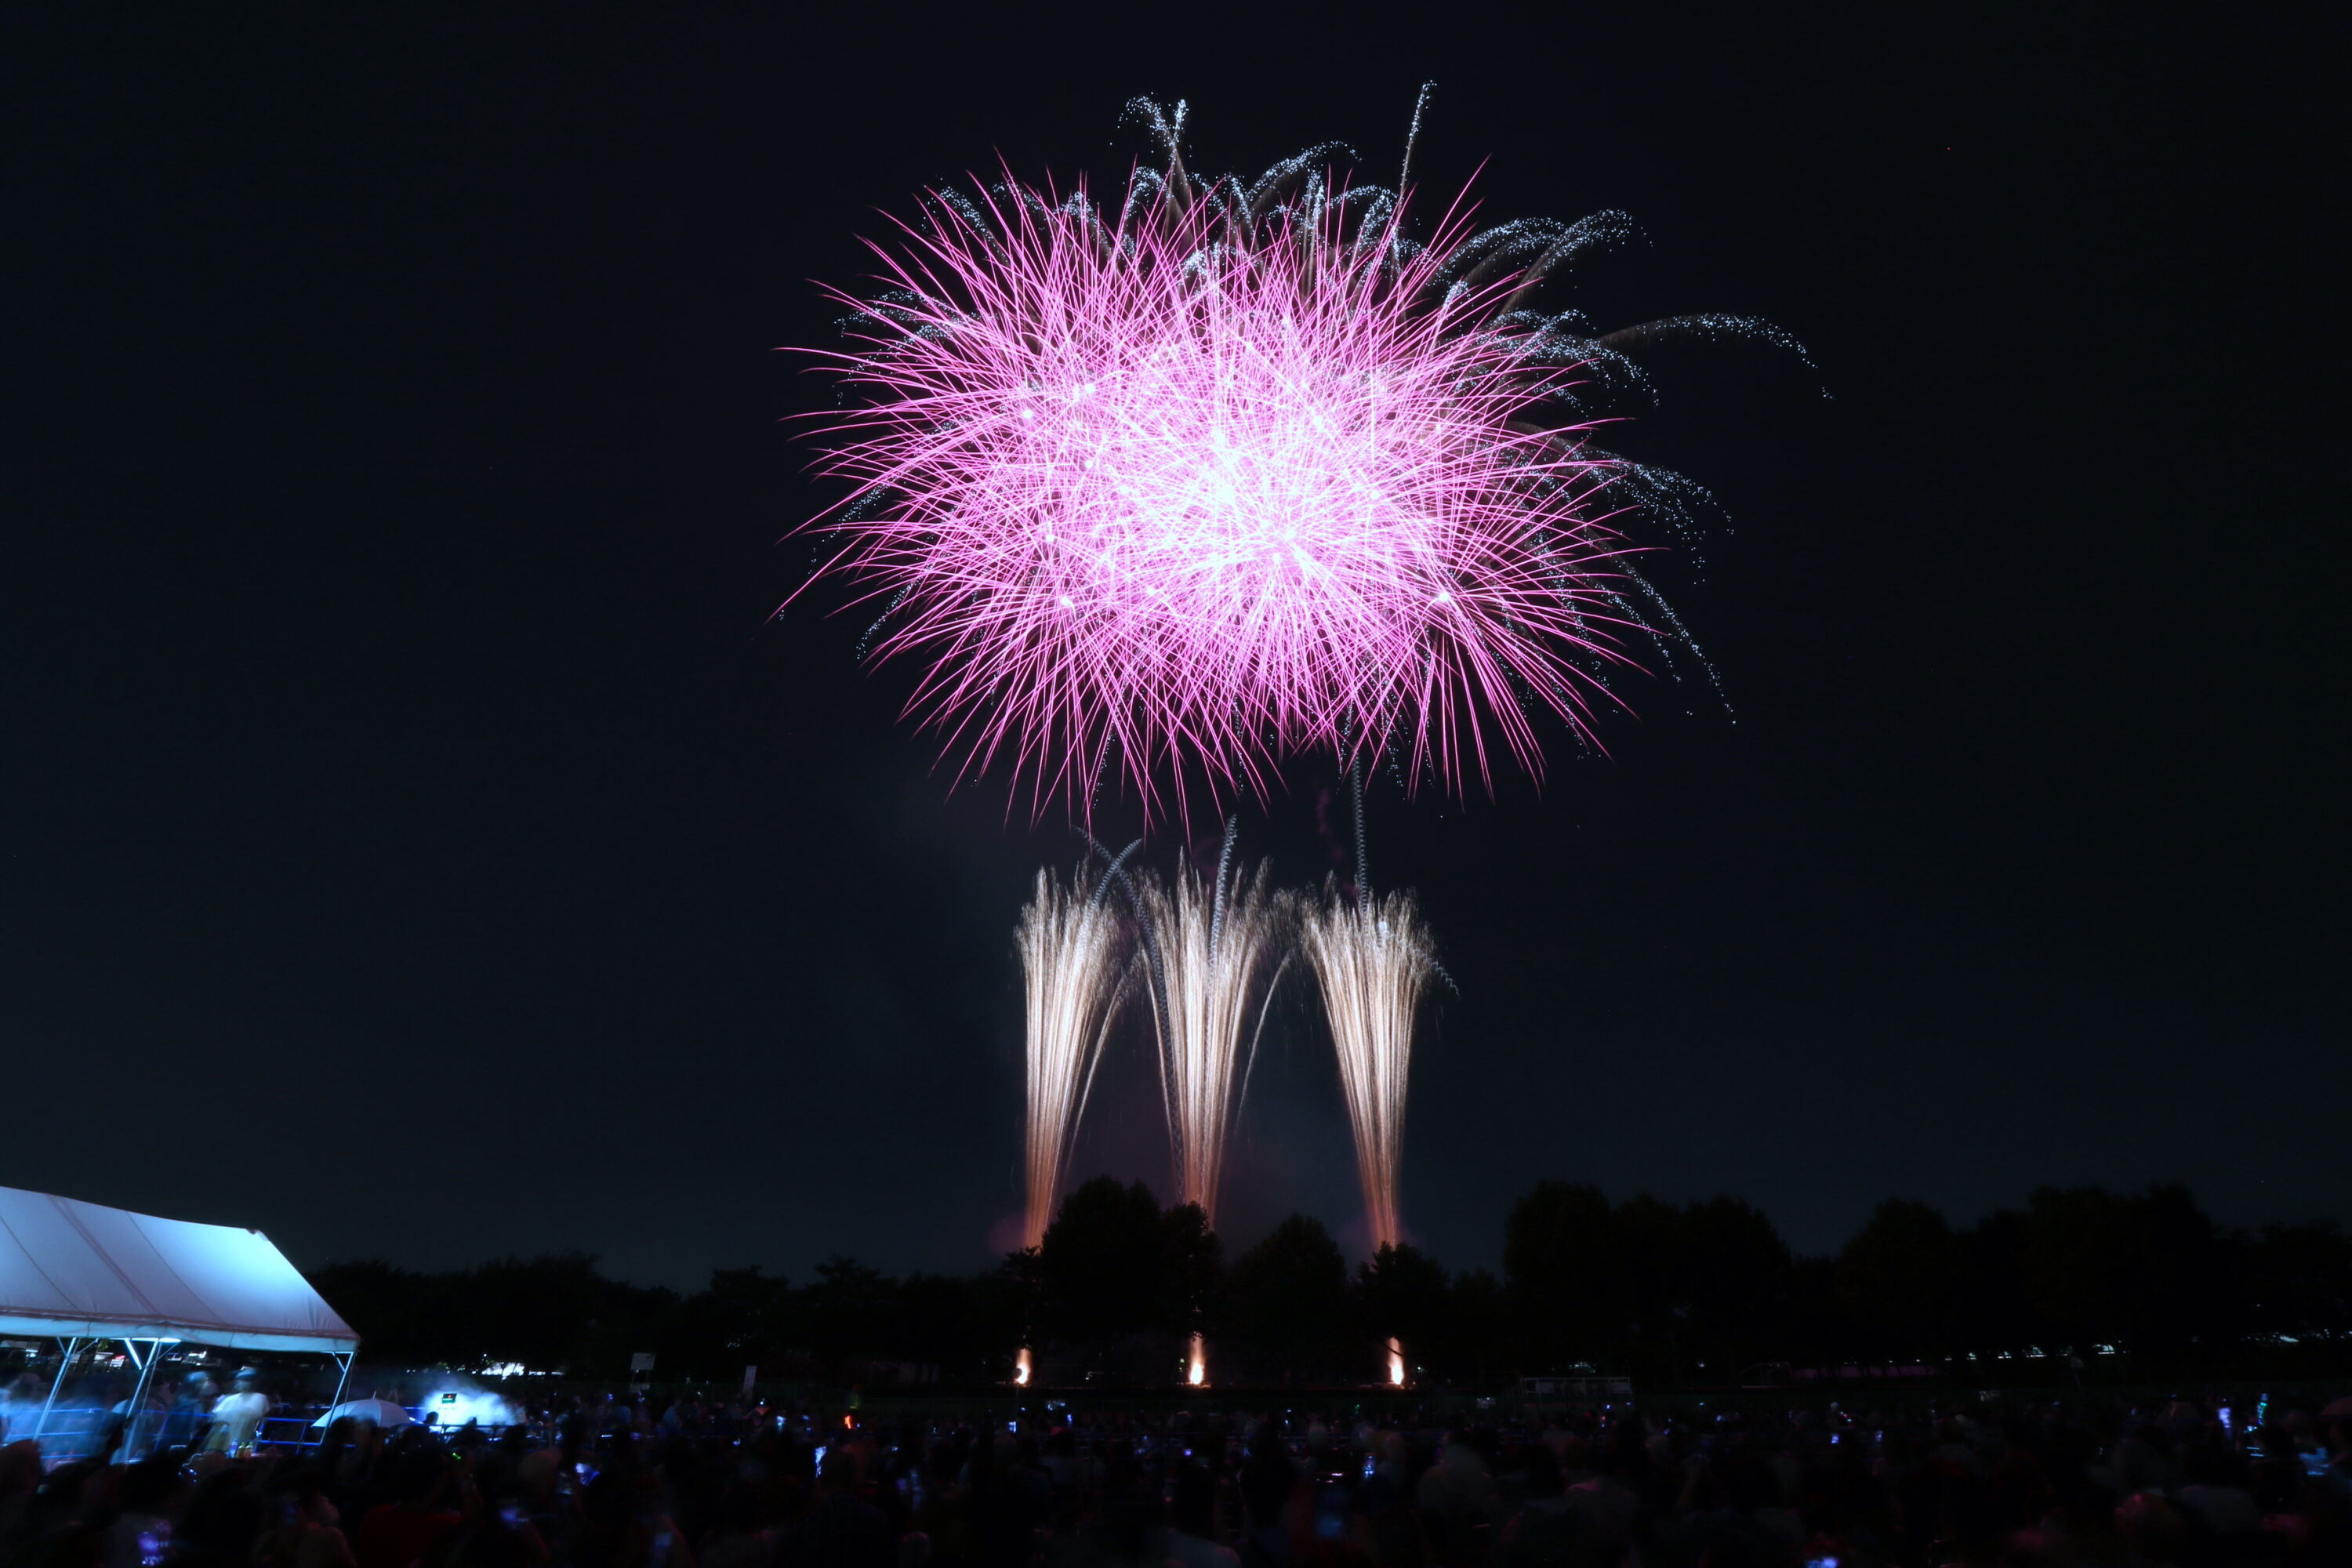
xmin=1135 ymin=827 xmax=1294 ymax=1230
xmin=1136 ymin=824 xmax=1294 ymax=1385
xmin=1301 ymin=880 xmax=1439 ymax=1252
xmin=1016 ymin=865 xmax=1132 ymax=1250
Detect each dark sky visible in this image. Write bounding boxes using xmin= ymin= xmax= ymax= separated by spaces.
xmin=2 ymin=5 xmax=2339 ymax=1291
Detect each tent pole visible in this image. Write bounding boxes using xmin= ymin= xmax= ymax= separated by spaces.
xmin=118 ymin=1340 xmax=165 ymax=1461
xmin=28 ymin=1336 xmax=82 ymax=1445
xmin=318 ymin=1352 xmax=354 ymax=1448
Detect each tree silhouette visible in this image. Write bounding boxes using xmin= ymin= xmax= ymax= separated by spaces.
xmin=1503 ymin=1185 xmax=1790 ymax=1378
xmin=1352 ymin=1243 xmax=1450 ymax=1367
xmin=1227 ymin=1214 xmax=1347 ymax=1382
xmin=304 ymin=1180 xmax=2352 ymax=1388
xmin=1501 ymin=1181 xmax=1614 ymax=1367
xmin=1835 ymin=1200 xmax=1958 ymax=1357
xmin=1038 ymin=1177 xmax=1169 ymax=1356
xmin=1160 ymin=1201 xmax=1222 ymax=1343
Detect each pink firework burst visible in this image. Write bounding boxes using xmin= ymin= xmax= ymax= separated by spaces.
xmin=794 ymin=118 xmax=1775 ymax=822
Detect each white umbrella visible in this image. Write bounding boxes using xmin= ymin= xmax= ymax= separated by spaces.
xmin=312 ymin=1397 xmax=414 ymax=1428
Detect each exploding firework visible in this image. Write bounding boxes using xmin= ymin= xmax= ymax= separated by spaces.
xmin=1016 ymin=863 xmax=1133 ymax=1249
xmin=797 ymin=93 xmax=1811 ymax=821
xmin=1301 ymin=877 xmax=1440 ymax=1250
xmin=1134 ymin=821 xmax=1294 ymax=1226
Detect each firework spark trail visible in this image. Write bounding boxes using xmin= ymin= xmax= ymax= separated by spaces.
xmin=804 ymin=185 xmax=1624 ymax=818
xmin=1301 ymin=881 xmax=1439 ymax=1250
xmin=796 ymin=101 xmax=1820 ymax=822
xmin=793 ymin=151 xmax=1770 ymax=822
xmin=1016 ymin=866 xmax=1131 ymax=1249
xmin=1135 ymin=840 xmax=1294 ymax=1225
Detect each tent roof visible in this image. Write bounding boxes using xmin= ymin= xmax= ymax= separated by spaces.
xmin=0 ymin=1185 xmax=357 ymax=1354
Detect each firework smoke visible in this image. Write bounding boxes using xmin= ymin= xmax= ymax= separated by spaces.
xmin=1134 ymin=822 xmax=1294 ymax=1226
xmin=1301 ymin=880 xmax=1439 ymax=1250
xmin=797 ymin=95 xmax=1812 ymax=821
xmin=1016 ymin=865 xmax=1131 ymax=1249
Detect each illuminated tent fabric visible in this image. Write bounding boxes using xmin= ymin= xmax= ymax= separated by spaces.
xmin=0 ymin=1185 xmax=356 ymax=1353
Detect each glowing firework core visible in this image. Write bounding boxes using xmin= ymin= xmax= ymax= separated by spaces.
xmin=807 ymin=180 xmax=1641 ymax=818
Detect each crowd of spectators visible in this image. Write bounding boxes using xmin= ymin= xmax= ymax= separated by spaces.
xmin=2 ymin=1392 xmax=2348 ymax=1568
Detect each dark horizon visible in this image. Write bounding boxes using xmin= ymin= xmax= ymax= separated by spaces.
xmin=2 ymin=6 xmax=2338 ymax=1293
xmin=306 ymin=1171 xmax=2342 ymax=1297
xmin=302 ymin=1174 xmax=2352 ymax=1392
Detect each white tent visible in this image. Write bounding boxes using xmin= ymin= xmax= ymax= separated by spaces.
xmin=0 ymin=1185 xmax=358 ymax=1456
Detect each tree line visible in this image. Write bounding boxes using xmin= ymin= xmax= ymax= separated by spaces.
xmin=307 ymin=1179 xmax=2352 ymax=1388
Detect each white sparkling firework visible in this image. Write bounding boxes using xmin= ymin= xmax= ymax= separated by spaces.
xmin=1301 ymin=881 xmax=1439 ymax=1250
xmin=1135 ymin=824 xmax=1295 ymax=1225
xmin=1017 ymin=865 xmax=1132 ymax=1249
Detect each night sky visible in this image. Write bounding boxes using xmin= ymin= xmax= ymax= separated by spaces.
xmin=2 ymin=6 xmax=2338 ymax=1290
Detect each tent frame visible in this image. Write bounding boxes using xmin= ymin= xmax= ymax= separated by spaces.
xmin=24 ymin=1338 xmax=358 ymax=1461
xmin=24 ymin=1335 xmax=80 ymax=1444
xmin=0 ymin=1185 xmax=359 ymax=1461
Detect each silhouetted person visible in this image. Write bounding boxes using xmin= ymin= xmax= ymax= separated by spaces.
xmin=1237 ymin=1443 xmax=1302 ymax=1568
xmin=785 ymin=1450 xmax=893 ymax=1568
xmin=354 ymin=1437 xmax=462 ymax=1568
